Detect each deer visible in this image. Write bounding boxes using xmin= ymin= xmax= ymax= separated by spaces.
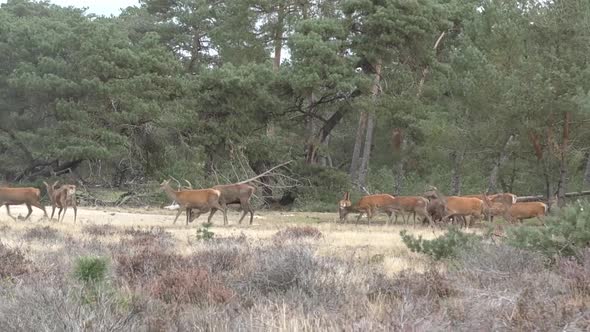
xmin=507 ymin=201 xmax=548 ymax=223
xmin=160 ymin=180 xmax=223 ymax=225
xmin=0 ymin=185 xmax=48 ymax=221
xmin=338 ymin=192 xmax=398 ymax=225
xmin=206 ymin=183 xmax=256 ymax=225
xmin=388 ymin=196 xmax=432 ymax=227
xmin=424 ymin=187 xmax=484 ymax=228
xmin=465 ymin=193 xmax=517 ymax=222
xmin=43 ymin=181 xmax=77 ymax=223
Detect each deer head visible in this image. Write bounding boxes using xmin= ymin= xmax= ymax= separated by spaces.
xmin=338 ymin=191 xmax=352 ymax=221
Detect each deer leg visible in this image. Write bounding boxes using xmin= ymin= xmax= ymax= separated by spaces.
xmin=73 ymin=205 xmax=77 ymax=223
xmin=5 ymin=205 xmax=17 ymax=221
xmin=61 ymin=206 xmax=68 ymax=223
xmin=24 ymin=204 xmax=33 ymax=221
xmin=386 ymin=210 xmax=393 ymax=225
xmin=50 ymin=205 xmax=56 ymax=221
xmin=172 ymin=208 xmax=183 ymax=224
xmin=220 ymin=202 xmax=228 ymax=226
xmin=57 ymin=207 xmax=63 ymax=222
xmin=356 ymin=212 xmax=364 ymax=224
xmin=207 ymin=208 xmax=218 ymax=224
xmin=191 ymin=210 xmax=203 ymax=223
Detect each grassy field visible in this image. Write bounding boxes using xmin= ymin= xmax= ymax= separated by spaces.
xmin=0 ymin=206 xmax=588 ymax=331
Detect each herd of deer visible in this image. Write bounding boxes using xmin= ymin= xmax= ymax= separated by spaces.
xmin=338 ymin=186 xmax=550 ymax=227
xmin=0 ymin=178 xmax=549 ymax=228
xmin=0 ymin=181 xmax=77 ymax=222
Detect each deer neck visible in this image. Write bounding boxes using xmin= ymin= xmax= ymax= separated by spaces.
xmin=162 ymin=184 xmax=179 ymax=201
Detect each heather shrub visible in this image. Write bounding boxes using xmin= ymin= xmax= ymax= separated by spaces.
xmin=83 ymin=224 xmax=119 ymax=236
xmin=191 ymin=241 xmax=250 ymax=274
xmin=507 ymin=203 xmax=590 ymax=260
xmin=273 ymin=226 xmax=323 ymax=242
xmin=196 ymin=223 xmax=215 ymax=241
xmin=0 ymin=242 xmax=32 ymax=279
xmin=22 ymin=226 xmax=60 ymax=241
xmin=113 ymin=244 xmax=184 ymax=286
xmin=121 ymin=227 xmax=174 ymax=249
xmin=247 ymin=244 xmax=316 ymax=294
xmin=401 ymin=227 xmax=481 ymax=261
xmin=147 ymin=268 xmax=234 ymax=305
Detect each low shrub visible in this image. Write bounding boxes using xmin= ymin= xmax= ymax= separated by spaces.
xmin=0 ymin=242 xmax=32 ymax=279
xmin=83 ymin=224 xmax=119 ymax=236
xmin=147 ymin=268 xmax=234 ymax=305
xmin=247 ymin=244 xmax=317 ymax=294
xmin=113 ymin=243 xmax=184 ymax=286
xmin=507 ymin=204 xmax=590 ymax=261
xmin=74 ymin=256 xmax=108 ymax=284
xmin=196 ymin=223 xmax=215 ymax=241
xmin=273 ymin=226 xmax=323 ymax=242
xmin=400 ymin=227 xmax=481 ymax=261
xmin=192 ymin=242 xmax=250 ymax=274
xmin=22 ymin=226 xmax=60 ymax=241
xmin=121 ymin=227 xmax=174 ymax=249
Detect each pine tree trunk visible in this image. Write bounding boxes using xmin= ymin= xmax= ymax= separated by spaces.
xmin=394 ymin=160 xmax=404 ymax=195
xmin=556 ymin=111 xmax=571 ymax=207
xmin=356 ymin=60 xmax=382 ymax=188
xmin=487 ymin=134 xmax=514 ymax=193
xmin=304 ymin=92 xmax=319 ymax=164
xmin=450 ymin=150 xmax=464 ymax=195
xmin=350 ymin=111 xmax=367 ymax=179
xmin=273 ymin=4 xmax=284 ymax=72
xmin=358 ymin=112 xmax=375 ymax=187
xmin=584 ymin=153 xmax=590 ymax=189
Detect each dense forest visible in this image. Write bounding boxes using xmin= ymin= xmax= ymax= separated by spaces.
xmin=0 ymin=0 xmax=589 ymax=209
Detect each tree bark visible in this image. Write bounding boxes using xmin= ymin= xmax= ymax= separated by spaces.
xmin=392 ymin=128 xmax=404 ymax=195
xmin=356 ymin=60 xmax=382 ymax=188
xmin=358 ymin=112 xmax=375 ymax=187
xmin=450 ymin=150 xmax=464 ymax=195
xmin=349 ymin=111 xmax=367 ymax=179
xmin=273 ymin=4 xmax=285 ymax=71
xmin=556 ymin=111 xmax=571 ymax=207
xmin=584 ymin=152 xmax=590 ymax=189
xmin=487 ymin=134 xmax=514 ymax=193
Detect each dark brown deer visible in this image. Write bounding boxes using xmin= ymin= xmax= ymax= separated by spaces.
xmin=206 ymin=183 xmax=256 ymax=225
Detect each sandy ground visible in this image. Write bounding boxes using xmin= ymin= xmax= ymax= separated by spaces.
xmin=0 ymin=205 xmax=444 ymax=274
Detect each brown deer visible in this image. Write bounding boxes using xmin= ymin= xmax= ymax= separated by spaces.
xmin=43 ymin=181 xmax=77 ymax=223
xmin=389 ymin=196 xmax=433 ymax=227
xmin=160 ymin=180 xmax=223 ymax=225
xmin=338 ymin=192 xmax=398 ymax=224
xmin=0 ymin=185 xmax=48 ymax=221
xmin=465 ymin=193 xmax=517 ymax=222
xmin=424 ymin=187 xmax=484 ymax=228
xmin=206 ymin=183 xmax=256 ymax=225
xmin=507 ymin=201 xmax=548 ymax=223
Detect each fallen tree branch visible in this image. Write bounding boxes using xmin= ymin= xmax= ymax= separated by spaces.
xmin=517 ymin=191 xmax=590 ymax=202
xmin=237 ymin=160 xmax=293 ymax=185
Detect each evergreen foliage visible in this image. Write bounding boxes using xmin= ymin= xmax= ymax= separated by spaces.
xmin=400 ymin=227 xmax=481 ymax=261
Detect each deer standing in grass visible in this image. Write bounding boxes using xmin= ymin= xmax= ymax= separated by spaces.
xmin=465 ymin=193 xmax=517 ymax=222
xmin=0 ymin=185 xmax=48 ymax=221
xmin=508 ymin=201 xmax=548 ymax=223
xmin=338 ymin=192 xmax=399 ymax=224
xmin=424 ymin=187 xmax=484 ymax=228
xmin=160 ymin=180 xmax=223 ymax=225
xmin=207 ymin=183 xmax=256 ymax=225
xmin=389 ymin=196 xmax=433 ymax=227
xmin=43 ymin=181 xmax=77 ymax=223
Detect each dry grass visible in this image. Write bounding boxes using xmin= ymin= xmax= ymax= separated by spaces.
xmin=0 ymin=206 xmax=443 ymax=274
xmin=3 ymin=206 xmax=587 ymax=330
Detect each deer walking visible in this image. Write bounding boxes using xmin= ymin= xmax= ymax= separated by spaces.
xmin=0 ymin=185 xmax=48 ymax=221
xmin=44 ymin=181 xmax=77 ymax=223
xmin=160 ymin=180 xmax=223 ymax=225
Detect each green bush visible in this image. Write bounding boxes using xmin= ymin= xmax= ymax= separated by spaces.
xmin=196 ymin=223 xmax=215 ymax=241
xmin=401 ymin=227 xmax=481 ymax=261
xmin=291 ymin=163 xmax=351 ymax=212
xmin=506 ymin=203 xmax=590 ymax=261
xmin=74 ymin=256 xmax=108 ymax=284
